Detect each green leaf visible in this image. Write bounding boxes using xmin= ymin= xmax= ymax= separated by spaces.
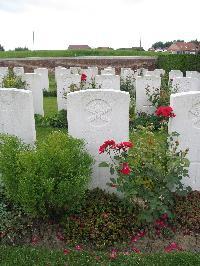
xmin=110 ymin=166 xmax=115 ymax=175
xmin=99 ymin=162 xmax=109 ymax=167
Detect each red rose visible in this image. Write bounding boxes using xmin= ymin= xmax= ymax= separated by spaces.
xmin=99 ymin=140 xmax=116 ymax=154
xmin=164 ymin=242 xmax=182 ymax=252
xmin=155 ymin=106 xmax=175 ymax=118
xmin=81 ymin=73 xmax=87 ymax=81
xmin=120 ymin=162 xmax=131 ymax=175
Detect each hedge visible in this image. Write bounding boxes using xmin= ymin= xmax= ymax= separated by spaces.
xmin=157 ymin=54 xmax=200 ymax=73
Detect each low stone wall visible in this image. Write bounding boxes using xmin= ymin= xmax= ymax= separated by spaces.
xmin=0 ymin=56 xmax=157 ymax=74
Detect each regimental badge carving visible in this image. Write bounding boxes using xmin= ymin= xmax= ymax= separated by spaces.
xmin=189 ymin=102 xmax=200 ymax=129
xmin=86 ymin=99 xmax=112 ymax=126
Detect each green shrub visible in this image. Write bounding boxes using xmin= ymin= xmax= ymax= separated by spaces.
xmin=35 ymin=110 xmax=68 ymax=129
xmin=130 ymin=113 xmax=163 ymax=131
xmin=157 ymin=54 xmax=200 ymax=73
xmin=2 ymin=68 xmax=26 ymax=89
xmin=0 ymin=132 xmax=93 ymax=218
xmin=174 ymin=191 xmax=200 ymax=232
xmin=62 ymin=188 xmax=138 ymax=249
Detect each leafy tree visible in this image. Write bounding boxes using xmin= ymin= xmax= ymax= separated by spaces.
xmin=14 ymin=47 xmax=29 ymax=51
xmin=152 ymin=41 xmax=164 ymax=49
xmin=0 ymin=44 xmax=5 ymax=51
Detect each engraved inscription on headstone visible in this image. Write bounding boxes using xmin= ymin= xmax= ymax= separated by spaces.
xmin=85 ymin=99 xmax=112 ymax=127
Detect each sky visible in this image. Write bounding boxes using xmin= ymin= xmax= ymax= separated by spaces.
xmin=0 ymin=0 xmax=199 ymax=51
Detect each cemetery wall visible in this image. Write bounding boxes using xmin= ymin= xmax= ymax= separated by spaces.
xmin=0 ymin=56 xmax=157 ymax=74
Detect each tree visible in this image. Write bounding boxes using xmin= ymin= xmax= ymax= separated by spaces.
xmin=152 ymin=41 xmax=164 ymax=49
xmin=0 ymin=44 xmax=5 ymax=51
xmin=15 ymin=47 xmax=29 ymax=51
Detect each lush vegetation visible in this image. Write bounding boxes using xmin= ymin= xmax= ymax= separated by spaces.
xmin=0 ymin=49 xmax=160 ymax=58
xmin=157 ymin=54 xmax=200 ymax=73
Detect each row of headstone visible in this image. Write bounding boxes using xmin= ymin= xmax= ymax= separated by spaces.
xmin=135 ymin=70 xmax=200 ymax=115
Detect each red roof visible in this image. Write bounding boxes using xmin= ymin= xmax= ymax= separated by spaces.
xmin=68 ymin=45 xmax=91 ymax=50
xmin=168 ymin=42 xmax=199 ymax=52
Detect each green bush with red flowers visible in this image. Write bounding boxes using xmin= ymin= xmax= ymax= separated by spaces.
xmin=99 ymin=126 xmax=191 ymax=224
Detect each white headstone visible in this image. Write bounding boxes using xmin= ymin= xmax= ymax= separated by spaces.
xmin=67 ymin=89 xmax=130 ymax=191
xmin=169 ymin=91 xmax=200 ymax=190
xmin=70 ymin=67 xmax=82 ymax=75
xmin=23 ymin=73 xmax=44 ymax=116
xmin=154 ymin=69 xmax=165 ymax=77
xmin=55 ymin=67 xmax=71 ymax=82
xmin=169 ymin=70 xmax=183 ymax=81
xmin=57 ymin=74 xmax=80 ymax=111
xmin=172 ymin=77 xmax=200 ymax=93
xmin=0 ymin=88 xmax=36 ymax=145
xmin=34 ymin=68 xmax=49 ymax=91
xmin=136 ymin=75 xmax=161 ymax=115
xmin=13 ymin=67 xmax=24 ymax=77
xmin=95 ymin=74 xmax=120 ymax=90
xmin=101 ymin=67 xmax=115 ymax=75
xmin=186 ymin=71 xmax=200 ymax=79
xmin=0 ymin=67 xmax=8 ymax=77
xmin=88 ymin=66 xmax=98 ymax=76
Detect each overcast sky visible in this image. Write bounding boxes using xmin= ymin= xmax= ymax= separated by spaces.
xmin=0 ymin=0 xmax=199 ymax=51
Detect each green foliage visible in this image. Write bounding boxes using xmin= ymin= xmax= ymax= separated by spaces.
xmin=120 ymin=76 xmax=135 ymax=99
xmin=0 ymin=132 xmax=93 ymax=218
xmin=157 ymin=54 xmax=200 ymax=73
xmin=145 ymin=74 xmax=174 ymax=109
xmin=2 ymin=68 xmax=26 ymax=89
xmin=35 ymin=110 xmax=68 ymax=129
xmin=130 ymin=113 xmax=163 ymax=131
xmin=43 ymin=90 xmax=57 ymax=97
xmin=14 ymin=47 xmax=29 ymax=51
xmin=62 ymin=188 xmax=137 ymax=249
xmin=174 ymin=191 xmax=200 ymax=232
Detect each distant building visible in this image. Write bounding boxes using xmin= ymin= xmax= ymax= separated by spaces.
xmin=167 ymin=42 xmax=200 ymax=54
xmin=97 ymin=47 xmax=113 ymax=50
xmin=68 ymin=45 xmax=91 ymax=50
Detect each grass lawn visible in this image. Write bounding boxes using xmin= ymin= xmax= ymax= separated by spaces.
xmin=0 ymin=49 xmax=161 ymax=58
xmin=0 ymin=246 xmax=200 ymax=266
xmin=44 ymin=96 xmax=57 ymax=116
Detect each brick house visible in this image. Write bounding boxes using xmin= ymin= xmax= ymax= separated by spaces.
xmin=167 ymin=42 xmax=200 ymax=55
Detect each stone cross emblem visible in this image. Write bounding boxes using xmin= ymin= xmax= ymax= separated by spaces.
xmin=86 ymin=99 xmax=112 ymax=126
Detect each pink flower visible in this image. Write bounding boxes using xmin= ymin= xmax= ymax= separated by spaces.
xmin=164 ymin=242 xmax=182 ymax=253
xmin=155 ymin=219 xmax=167 ymax=229
xmin=56 ymin=232 xmax=65 ymax=241
xmin=63 ymin=248 xmax=70 ymax=255
xmin=31 ymin=236 xmax=39 ymax=245
xmin=109 ymin=250 xmax=117 ymax=259
xmin=120 ymin=162 xmax=131 ymax=175
xmin=131 ymin=247 xmax=141 ymax=254
xmin=75 ymin=245 xmax=83 ymax=251
xmin=137 ymin=230 xmax=146 ymax=238
xmin=131 ymin=235 xmax=140 ymax=243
